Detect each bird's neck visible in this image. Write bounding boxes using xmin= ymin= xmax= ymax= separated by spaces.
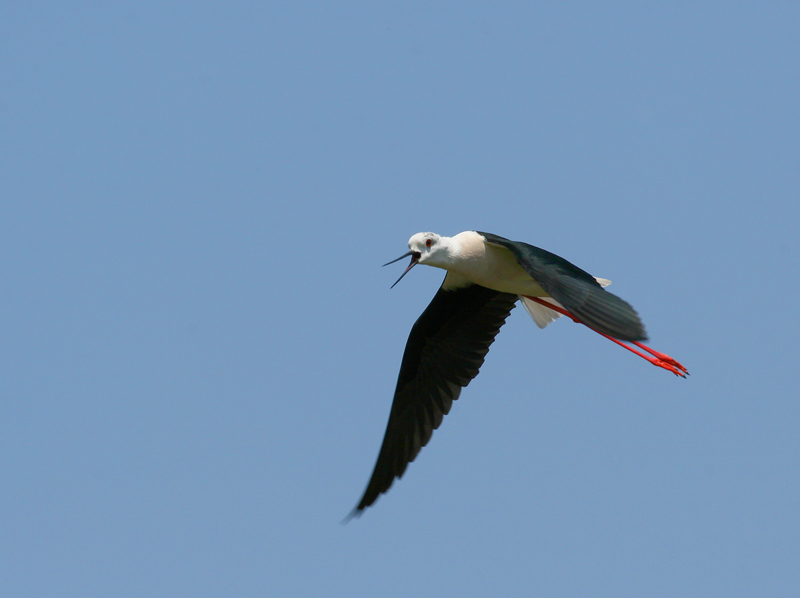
xmin=446 ymin=232 xmax=487 ymax=271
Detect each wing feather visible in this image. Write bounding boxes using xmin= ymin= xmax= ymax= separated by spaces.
xmin=353 ymin=281 xmax=517 ymax=513
xmin=478 ymin=231 xmax=646 ymax=341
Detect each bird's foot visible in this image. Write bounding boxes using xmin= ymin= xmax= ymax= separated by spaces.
xmin=649 ymin=356 xmax=688 ymax=378
xmin=632 ymin=342 xmax=689 ymax=377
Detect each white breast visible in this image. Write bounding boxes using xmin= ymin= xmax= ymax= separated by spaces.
xmin=449 ymin=231 xmax=549 ymax=297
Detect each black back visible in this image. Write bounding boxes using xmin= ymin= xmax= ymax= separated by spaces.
xmin=478 ymin=231 xmax=647 ymax=342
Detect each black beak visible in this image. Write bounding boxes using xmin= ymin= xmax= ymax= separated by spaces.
xmin=383 ymin=251 xmax=421 ymax=288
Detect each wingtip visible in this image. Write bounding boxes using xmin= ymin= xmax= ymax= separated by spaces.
xmin=341 ymin=505 xmax=365 ymax=524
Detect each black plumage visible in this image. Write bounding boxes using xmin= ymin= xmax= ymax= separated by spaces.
xmin=353 ymin=283 xmax=517 ymax=513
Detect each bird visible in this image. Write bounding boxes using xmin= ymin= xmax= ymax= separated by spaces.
xmin=349 ymin=230 xmax=686 ymax=518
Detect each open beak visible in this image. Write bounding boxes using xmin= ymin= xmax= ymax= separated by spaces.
xmin=383 ymin=251 xmax=421 ymax=288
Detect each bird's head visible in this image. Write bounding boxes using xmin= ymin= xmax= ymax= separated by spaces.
xmin=384 ymin=232 xmax=450 ymax=288
xmin=408 ymin=232 xmax=447 ymax=264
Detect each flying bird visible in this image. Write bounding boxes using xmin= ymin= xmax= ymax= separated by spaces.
xmin=350 ymin=230 xmax=686 ymax=517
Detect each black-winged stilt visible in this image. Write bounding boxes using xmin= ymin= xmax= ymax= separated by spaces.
xmin=350 ymin=231 xmax=686 ymax=517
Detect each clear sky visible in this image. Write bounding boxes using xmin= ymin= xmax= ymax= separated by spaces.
xmin=3 ymin=2 xmax=799 ymax=596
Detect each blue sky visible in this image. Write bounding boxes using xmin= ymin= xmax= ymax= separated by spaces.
xmin=2 ymin=2 xmax=799 ymax=596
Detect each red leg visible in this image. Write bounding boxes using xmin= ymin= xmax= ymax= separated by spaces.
xmin=524 ymin=296 xmax=688 ymax=377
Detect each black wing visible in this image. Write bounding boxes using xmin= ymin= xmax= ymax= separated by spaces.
xmin=478 ymin=231 xmax=647 ymax=342
xmin=352 ymin=281 xmax=518 ymax=514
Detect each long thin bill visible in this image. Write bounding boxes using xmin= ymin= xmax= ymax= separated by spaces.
xmin=383 ymin=251 xmax=414 ymax=267
xmin=389 ymin=259 xmax=417 ymax=288
xmin=383 ymin=250 xmax=419 ymax=288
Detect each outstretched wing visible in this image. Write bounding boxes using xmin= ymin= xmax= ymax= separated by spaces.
xmin=478 ymin=231 xmax=647 ymax=342
xmin=352 ymin=280 xmax=517 ymax=514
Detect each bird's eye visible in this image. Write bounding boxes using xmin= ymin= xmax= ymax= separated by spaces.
xmin=426 ymin=239 xmax=433 ymax=248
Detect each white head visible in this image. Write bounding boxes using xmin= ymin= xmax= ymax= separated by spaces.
xmin=384 ymin=231 xmax=454 ymax=287
xmin=407 ymin=232 xmax=454 ymax=266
